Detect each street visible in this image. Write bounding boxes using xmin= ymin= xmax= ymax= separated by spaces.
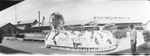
xmin=0 ymin=38 xmax=85 ymax=55
xmin=0 ymin=31 xmax=149 ymax=55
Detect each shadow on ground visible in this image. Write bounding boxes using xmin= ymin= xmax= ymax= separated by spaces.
xmin=0 ymin=45 xmax=32 ymax=54
xmin=108 ymin=48 xmax=133 ymax=55
xmin=108 ymin=47 xmax=150 ymax=55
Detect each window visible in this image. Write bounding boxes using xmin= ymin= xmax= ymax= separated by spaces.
xmin=7 ymin=28 xmax=11 ymax=34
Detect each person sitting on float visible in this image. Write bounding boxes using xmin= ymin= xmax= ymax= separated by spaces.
xmin=98 ymin=26 xmax=104 ymax=31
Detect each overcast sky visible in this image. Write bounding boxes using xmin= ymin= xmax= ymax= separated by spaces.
xmin=0 ymin=0 xmax=150 ymax=24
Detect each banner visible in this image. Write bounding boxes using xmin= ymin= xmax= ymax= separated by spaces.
xmin=45 ymin=30 xmax=118 ymax=52
xmin=47 ymin=44 xmax=118 ymax=52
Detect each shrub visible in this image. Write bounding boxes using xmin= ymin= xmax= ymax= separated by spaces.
xmin=16 ymin=34 xmax=25 ymax=38
xmin=112 ymin=30 xmax=127 ymax=39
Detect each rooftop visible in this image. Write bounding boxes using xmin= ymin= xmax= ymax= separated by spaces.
xmin=32 ymin=19 xmax=143 ymax=28
xmin=16 ymin=19 xmax=38 ymax=25
xmin=0 ymin=23 xmax=10 ymax=27
xmin=32 ymin=22 xmax=49 ymax=28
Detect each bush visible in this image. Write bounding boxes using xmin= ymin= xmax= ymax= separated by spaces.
xmin=16 ymin=34 xmax=25 ymax=38
xmin=113 ymin=30 xmax=127 ymax=39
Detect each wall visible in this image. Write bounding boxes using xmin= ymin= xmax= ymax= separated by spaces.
xmin=1 ymin=23 xmax=17 ymax=35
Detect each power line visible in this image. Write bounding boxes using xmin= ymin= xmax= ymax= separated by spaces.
xmin=48 ymin=0 xmax=61 ymax=9
xmin=21 ymin=0 xmax=61 ymax=22
xmin=41 ymin=0 xmax=61 ymax=13
xmin=15 ymin=4 xmax=17 ymax=24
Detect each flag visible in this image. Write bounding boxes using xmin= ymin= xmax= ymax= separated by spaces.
xmin=41 ymin=16 xmax=45 ymax=26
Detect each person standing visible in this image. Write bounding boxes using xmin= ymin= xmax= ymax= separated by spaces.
xmin=129 ymin=24 xmax=137 ymax=54
xmin=49 ymin=11 xmax=65 ymax=45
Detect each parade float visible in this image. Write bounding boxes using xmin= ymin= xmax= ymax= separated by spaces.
xmin=43 ymin=12 xmax=140 ymax=52
xmin=44 ymin=27 xmax=118 ymax=52
xmin=40 ymin=11 xmax=147 ymax=53
xmin=44 ymin=19 xmax=119 ymax=52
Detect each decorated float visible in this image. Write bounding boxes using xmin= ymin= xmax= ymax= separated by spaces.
xmin=44 ymin=25 xmax=118 ymax=52
xmin=43 ymin=13 xmax=147 ymax=53
xmin=43 ymin=12 xmax=132 ymax=52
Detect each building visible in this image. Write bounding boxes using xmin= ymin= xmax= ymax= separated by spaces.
xmin=15 ymin=19 xmax=38 ymax=33
xmin=32 ymin=22 xmax=51 ymax=33
xmin=32 ymin=17 xmax=143 ymax=32
xmin=115 ymin=22 xmax=143 ymax=30
xmin=84 ymin=17 xmax=143 ymax=30
xmin=32 ymin=20 xmax=89 ymax=32
xmin=0 ymin=23 xmax=20 ymax=36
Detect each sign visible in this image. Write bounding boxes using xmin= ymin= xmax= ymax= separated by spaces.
xmin=94 ymin=17 xmax=130 ymax=19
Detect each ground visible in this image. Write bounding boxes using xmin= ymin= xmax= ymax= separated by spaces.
xmin=0 ymin=38 xmax=85 ymax=55
xmin=0 ymin=31 xmax=149 ymax=55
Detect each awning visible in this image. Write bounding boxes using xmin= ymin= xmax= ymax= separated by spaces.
xmin=0 ymin=0 xmax=24 ymax=11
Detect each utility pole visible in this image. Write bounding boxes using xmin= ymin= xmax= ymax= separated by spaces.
xmin=38 ymin=11 xmax=40 ymax=32
xmin=15 ymin=5 xmax=17 ymax=24
xmin=42 ymin=16 xmax=45 ymax=27
xmin=15 ymin=5 xmax=18 ymax=34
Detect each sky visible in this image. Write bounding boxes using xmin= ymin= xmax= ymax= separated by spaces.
xmin=0 ymin=0 xmax=150 ymax=24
